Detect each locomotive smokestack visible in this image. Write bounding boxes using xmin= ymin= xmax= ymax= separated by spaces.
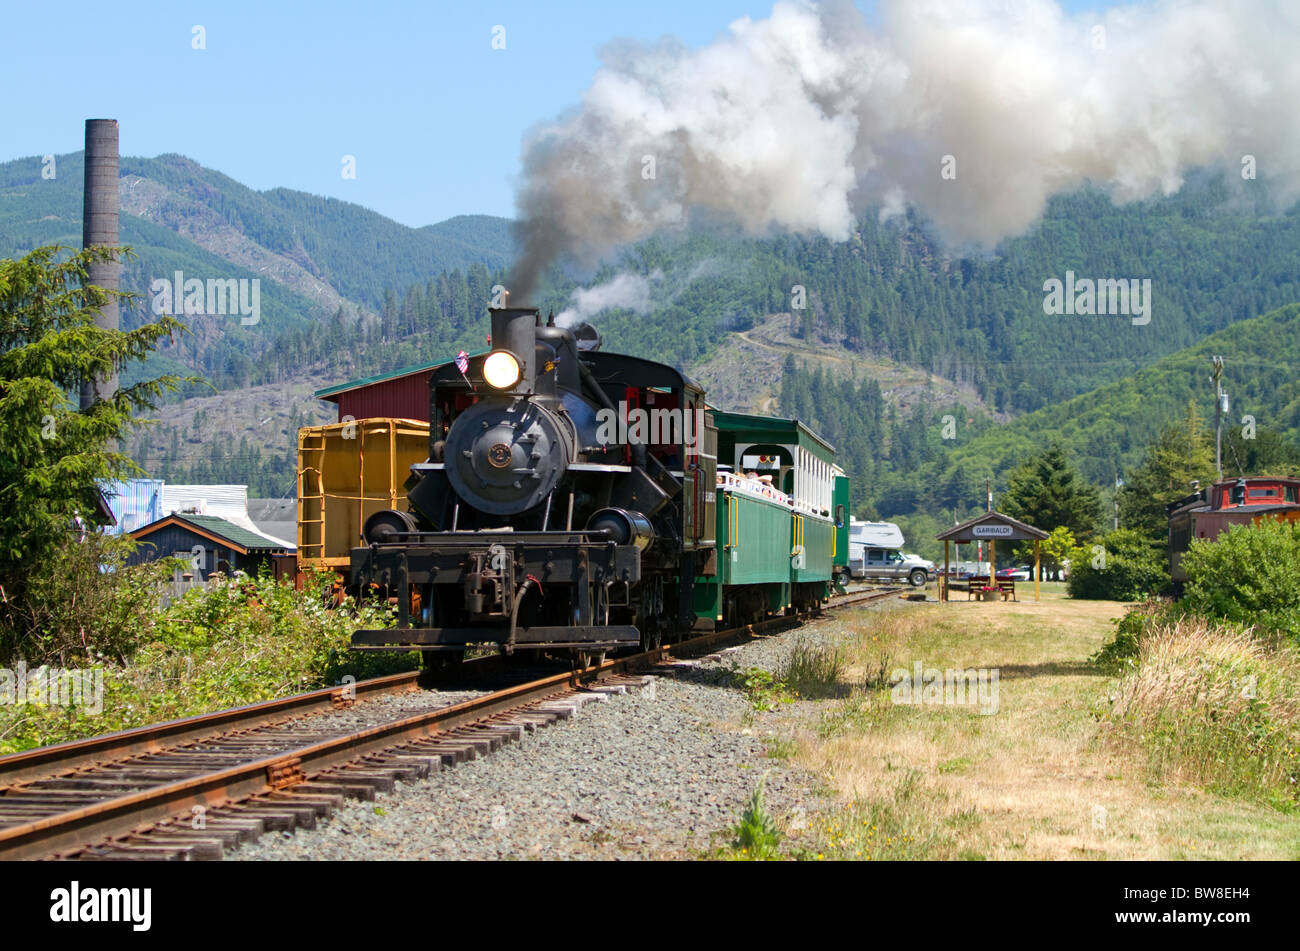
xmin=488 ymin=306 xmax=540 ymax=393
xmin=80 ymin=118 xmax=120 ymax=410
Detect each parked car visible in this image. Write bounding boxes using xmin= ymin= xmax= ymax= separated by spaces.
xmin=843 ymin=546 xmax=935 ymax=586
xmin=995 ymin=565 xmax=1033 ymax=581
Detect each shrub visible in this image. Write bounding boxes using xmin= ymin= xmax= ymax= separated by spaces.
xmin=0 ymin=532 xmax=174 ymax=666
xmin=1090 ymin=600 xmax=1187 ymax=673
xmin=1103 ymin=613 xmax=1300 ymax=810
xmin=1181 ymin=518 xmax=1300 ymax=643
xmin=0 ymin=569 xmax=406 ymax=753
xmin=1066 ymin=529 xmax=1169 ymax=601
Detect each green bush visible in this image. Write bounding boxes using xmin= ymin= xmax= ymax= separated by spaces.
xmin=1066 ymin=529 xmax=1170 ymax=601
xmin=1091 ymin=600 xmax=1187 ymax=672
xmin=1181 ymin=518 xmax=1300 ymax=643
xmin=0 ymin=569 xmax=406 ymax=753
xmin=0 ymin=532 xmax=174 ymax=666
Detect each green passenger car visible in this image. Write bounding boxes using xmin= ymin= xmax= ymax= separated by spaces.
xmin=833 ymin=468 xmax=851 ymax=579
xmin=693 ymin=410 xmax=845 ymax=627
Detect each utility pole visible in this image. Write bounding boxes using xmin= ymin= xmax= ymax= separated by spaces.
xmin=1114 ymin=472 xmax=1121 ymax=531
xmin=1211 ymin=356 xmax=1225 ymax=481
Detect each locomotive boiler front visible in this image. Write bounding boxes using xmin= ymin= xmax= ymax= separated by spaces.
xmin=443 ymin=307 xmax=579 ymax=516
xmin=444 ymin=397 xmax=575 ymax=515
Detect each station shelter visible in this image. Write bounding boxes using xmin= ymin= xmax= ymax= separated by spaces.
xmin=935 ymin=511 xmax=1049 ymax=602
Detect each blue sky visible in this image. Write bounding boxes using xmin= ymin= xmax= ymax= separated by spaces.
xmin=1 ymin=0 xmax=1107 ymax=227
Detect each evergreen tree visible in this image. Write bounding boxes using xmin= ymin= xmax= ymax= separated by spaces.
xmin=998 ymin=443 xmax=1103 ymax=541
xmin=1222 ymin=425 xmax=1300 ymax=478
xmin=0 ymin=246 xmax=186 ymax=652
xmin=1117 ymin=399 xmax=1217 ymax=544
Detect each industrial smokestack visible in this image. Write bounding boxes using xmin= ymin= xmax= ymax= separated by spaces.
xmin=80 ymin=118 xmax=119 ymax=410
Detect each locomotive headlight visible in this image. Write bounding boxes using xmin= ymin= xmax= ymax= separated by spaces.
xmin=483 ymin=350 xmax=521 ymax=389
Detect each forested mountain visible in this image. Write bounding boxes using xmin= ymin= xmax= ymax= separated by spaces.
xmin=136 ymin=187 xmax=1300 ymax=499
xmin=0 ymin=150 xmax=514 ymax=397
xmin=3 ymin=148 xmax=1297 ymax=509
xmin=785 ymin=302 xmax=1300 ymax=529
xmin=572 ymin=176 xmax=1300 ymax=417
xmin=0 ymin=151 xmax=514 ymax=312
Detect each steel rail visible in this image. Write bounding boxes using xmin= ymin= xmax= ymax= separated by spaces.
xmin=0 ymin=586 xmax=902 ymax=860
xmin=0 ymin=670 xmax=425 ymax=787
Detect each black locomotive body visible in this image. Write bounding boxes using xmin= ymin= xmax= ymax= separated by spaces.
xmin=349 ymin=307 xmax=716 ymax=659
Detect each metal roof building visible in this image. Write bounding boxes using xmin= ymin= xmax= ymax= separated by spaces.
xmin=98 ymin=480 xmax=294 ymax=549
xmin=101 ymin=479 xmax=164 ymax=535
xmin=247 ymin=499 xmax=297 ymax=546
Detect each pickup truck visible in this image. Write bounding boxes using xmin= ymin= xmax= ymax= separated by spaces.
xmin=841 ymin=546 xmax=935 ymax=587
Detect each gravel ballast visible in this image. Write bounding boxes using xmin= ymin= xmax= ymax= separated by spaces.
xmin=230 ymin=599 xmax=908 ymax=860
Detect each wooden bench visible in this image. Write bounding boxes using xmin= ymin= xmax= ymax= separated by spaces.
xmin=963 ymin=576 xmax=1017 ymax=601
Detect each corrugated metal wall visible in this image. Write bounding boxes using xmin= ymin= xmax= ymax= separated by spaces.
xmin=334 ymin=373 xmax=430 ymax=422
xmin=101 ymin=479 xmax=163 ymax=534
xmin=161 ymin=484 xmax=248 ymax=519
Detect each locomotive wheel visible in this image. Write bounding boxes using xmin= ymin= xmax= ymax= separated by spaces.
xmin=574 ymin=649 xmax=607 ymax=669
xmin=641 ymin=619 xmax=663 ymax=652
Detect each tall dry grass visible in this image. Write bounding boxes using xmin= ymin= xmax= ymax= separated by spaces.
xmin=779 ymin=639 xmax=848 ymax=699
xmin=1106 ymin=614 xmax=1300 ymax=810
xmin=840 ymin=606 xmax=920 ymax=690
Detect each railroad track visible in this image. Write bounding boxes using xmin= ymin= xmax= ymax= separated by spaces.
xmin=0 ymin=586 xmax=903 ymax=861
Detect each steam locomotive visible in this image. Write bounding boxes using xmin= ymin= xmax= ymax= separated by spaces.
xmin=349 ymin=306 xmax=849 ymax=663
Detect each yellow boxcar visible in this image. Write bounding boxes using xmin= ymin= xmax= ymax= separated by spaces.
xmin=297 ymin=418 xmax=430 ymax=570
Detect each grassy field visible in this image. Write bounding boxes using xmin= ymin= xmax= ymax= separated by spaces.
xmin=771 ymin=584 xmax=1300 ymax=860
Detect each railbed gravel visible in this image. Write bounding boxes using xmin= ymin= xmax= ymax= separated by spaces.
xmin=230 ymin=596 xmax=912 ymax=860
xmin=261 ymin=687 xmax=491 ymax=732
xmin=205 ymin=663 xmax=565 ymax=740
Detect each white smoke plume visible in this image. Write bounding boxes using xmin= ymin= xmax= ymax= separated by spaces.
xmin=555 ymin=271 xmax=658 ymax=328
xmin=511 ymin=0 xmax=1300 ymax=297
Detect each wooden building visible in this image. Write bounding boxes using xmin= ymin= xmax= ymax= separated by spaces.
xmin=314 ymin=360 xmax=465 ymax=423
xmin=128 ymin=513 xmax=290 ymax=581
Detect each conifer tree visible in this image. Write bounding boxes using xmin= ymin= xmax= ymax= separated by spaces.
xmin=1117 ymin=400 xmax=1218 ymax=544
xmin=998 ymin=443 xmax=1102 ymax=541
xmin=0 ymin=246 xmax=186 ymax=649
